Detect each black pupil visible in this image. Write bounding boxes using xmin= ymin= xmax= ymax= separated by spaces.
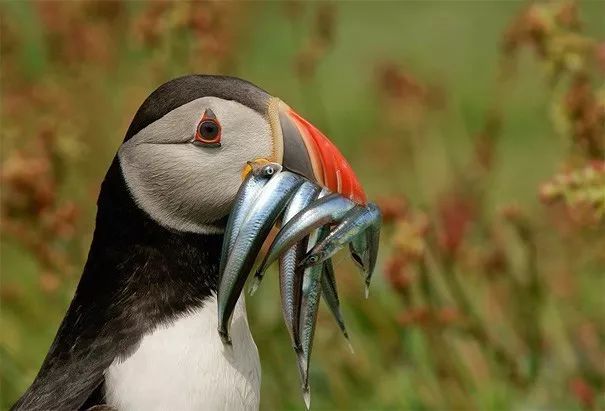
xmin=199 ymin=121 xmax=219 ymax=139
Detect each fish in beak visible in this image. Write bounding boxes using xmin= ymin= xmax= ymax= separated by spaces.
xmin=218 ymin=98 xmax=380 ymax=410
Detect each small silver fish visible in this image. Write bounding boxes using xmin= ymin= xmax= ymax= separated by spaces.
xmin=254 ymin=193 xmax=356 ymax=280
xmin=252 ymin=181 xmax=320 ymax=354
xmin=320 ymin=259 xmax=353 ymax=353
xmin=277 ymin=184 xmax=321 ymax=353
xmin=301 ymin=203 xmax=381 ymax=297
xmin=279 ymin=243 xmax=307 ymax=351
xmin=217 ymin=171 xmax=303 ymax=344
xmin=249 ymin=181 xmax=321 ymax=295
xmin=219 ymin=161 xmax=282 ymax=279
xmin=363 ymin=206 xmax=381 ymax=297
xmin=297 ymin=227 xmax=327 ymax=410
xmin=349 ymin=228 xmax=378 ymax=296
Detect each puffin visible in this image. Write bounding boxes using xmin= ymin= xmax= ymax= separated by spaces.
xmin=12 ymin=75 xmax=365 ymax=411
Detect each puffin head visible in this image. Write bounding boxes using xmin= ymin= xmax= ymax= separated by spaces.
xmin=118 ymin=75 xmax=365 ymax=234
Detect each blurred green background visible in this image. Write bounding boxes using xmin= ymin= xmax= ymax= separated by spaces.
xmin=1 ymin=1 xmax=604 ymax=410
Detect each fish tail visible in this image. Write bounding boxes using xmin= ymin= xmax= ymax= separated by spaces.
xmin=345 ymin=334 xmax=355 ymax=354
xmin=302 ymin=385 xmax=311 ymax=410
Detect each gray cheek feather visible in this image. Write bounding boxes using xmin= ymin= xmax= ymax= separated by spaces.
xmin=118 ymin=97 xmax=273 ymax=234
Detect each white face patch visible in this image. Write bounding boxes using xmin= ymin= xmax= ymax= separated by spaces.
xmin=119 ymin=97 xmax=273 ymax=234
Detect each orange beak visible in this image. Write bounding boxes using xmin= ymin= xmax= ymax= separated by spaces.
xmin=279 ymin=105 xmax=366 ymax=205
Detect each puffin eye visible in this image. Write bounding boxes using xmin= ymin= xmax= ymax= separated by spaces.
xmin=199 ymin=121 xmax=219 ymax=139
xmin=194 ymin=109 xmax=222 ymax=147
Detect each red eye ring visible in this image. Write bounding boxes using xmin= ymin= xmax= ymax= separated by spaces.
xmin=194 ymin=109 xmax=221 ymax=147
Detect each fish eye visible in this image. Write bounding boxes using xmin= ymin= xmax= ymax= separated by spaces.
xmin=194 ymin=109 xmax=221 ymax=147
xmin=262 ymin=164 xmax=281 ymax=177
xmin=308 ymin=255 xmax=318 ymax=264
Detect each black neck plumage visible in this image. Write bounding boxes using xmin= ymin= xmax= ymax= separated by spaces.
xmin=13 ymin=156 xmax=224 ymax=411
xmin=93 ymin=156 xmax=223 ymax=301
xmin=92 ymin=154 xmax=224 ymax=312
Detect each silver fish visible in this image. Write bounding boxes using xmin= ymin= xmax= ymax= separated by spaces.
xmin=348 ymin=233 xmax=374 ymax=297
xmin=252 ymin=182 xmax=321 ymax=354
xmin=217 ymin=171 xmax=303 ymax=344
xmin=279 ymin=242 xmax=307 ymax=351
xmin=363 ymin=206 xmax=381 ymax=297
xmin=301 ymin=203 xmax=381 ymax=297
xmin=254 ymin=193 xmax=356 ymax=280
xmin=219 ymin=161 xmax=282 ymax=279
xmin=298 ymin=227 xmax=327 ymax=410
xmin=320 ymin=259 xmax=353 ymax=353
xmin=249 ymin=181 xmax=321 ymax=295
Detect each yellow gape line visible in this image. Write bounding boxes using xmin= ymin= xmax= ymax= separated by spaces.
xmin=241 ymin=158 xmax=271 ymax=180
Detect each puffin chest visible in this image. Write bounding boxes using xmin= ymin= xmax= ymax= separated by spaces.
xmin=104 ymin=296 xmax=261 ymax=411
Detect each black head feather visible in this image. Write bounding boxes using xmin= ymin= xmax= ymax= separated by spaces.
xmin=124 ymin=75 xmax=271 ymax=141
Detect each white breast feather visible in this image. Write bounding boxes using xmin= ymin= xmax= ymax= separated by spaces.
xmin=105 ymin=295 xmax=261 ymax=411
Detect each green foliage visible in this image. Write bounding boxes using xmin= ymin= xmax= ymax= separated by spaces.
xmin=1 ymin=2 xmax=604 ymax=410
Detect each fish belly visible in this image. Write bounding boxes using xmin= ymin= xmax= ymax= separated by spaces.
xmin=105 ymin=295 xmax=260 ymax=411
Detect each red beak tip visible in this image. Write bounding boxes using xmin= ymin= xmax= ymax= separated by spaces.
xmin=287 ymin=108 xmax=366 ymax=205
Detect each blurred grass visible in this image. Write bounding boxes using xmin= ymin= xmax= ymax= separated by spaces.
xmin=1 ymin=1 xmax=604 ymax=410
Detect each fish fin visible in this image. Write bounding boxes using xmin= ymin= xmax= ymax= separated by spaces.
xmin=349 ymin=249 xmax=365 ymax=270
